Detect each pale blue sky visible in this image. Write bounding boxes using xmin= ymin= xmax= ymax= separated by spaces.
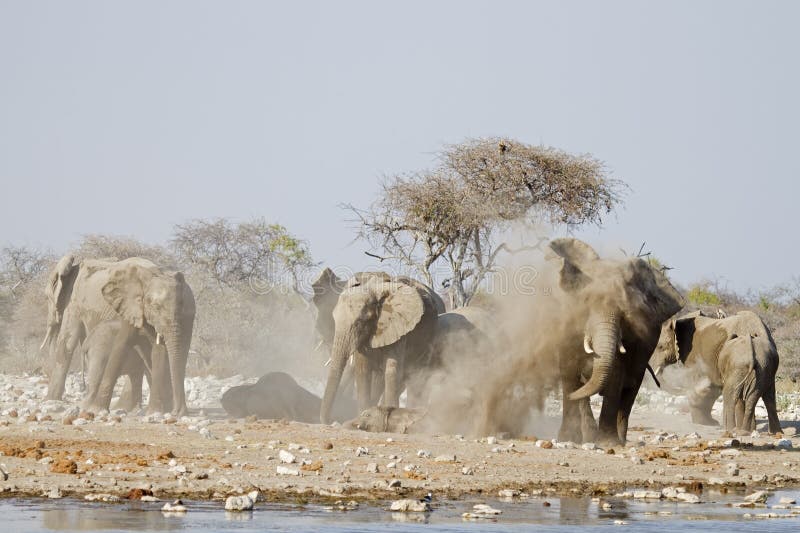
xmin=1 ymin=1 xmax=797 ymax=292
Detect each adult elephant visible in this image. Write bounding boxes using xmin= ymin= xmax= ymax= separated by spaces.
xmin=319 ymin=273 xmax=439 ymax=424
xmin=548 ymin=238 xmax=684 ymax=445
xmin=42 ymin=255 xmax=195 ymax=415
xmin=650 ymin=310 xmax=781 ymax=434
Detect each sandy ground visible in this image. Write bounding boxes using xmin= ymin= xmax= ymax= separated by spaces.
xmin=1 ymin=373 xmax=799 ymax=506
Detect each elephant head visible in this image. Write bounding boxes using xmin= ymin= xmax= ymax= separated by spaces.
xmin=549 ymin=238 xmax=684 ymax=400
xmin=41 ymin=254 xmax=80 ymax=356
xmin=649 ymin=310 xmax=707 ymax=375
xmin=101 ymin=262 xmax=195 ymax=414
xmin=311 ymin=267 xmax=347 ymax=348
xmin=320 ymin=276 xmax=435 ymax=424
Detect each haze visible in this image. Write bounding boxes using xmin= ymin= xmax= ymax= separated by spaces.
xmin=1 ymin=1 xmax=797 ymax=291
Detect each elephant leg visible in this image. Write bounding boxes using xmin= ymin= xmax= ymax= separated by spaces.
xmin=371 ymin=368 xmax=385 ymax=406
xmin=578 ymin=397 xmax=597 ymax=443
xmin=741 ymin=394 xmax=759 ymax=433
xmin=114 ymin=373 xmax=142 ymax=412
xmin=615 ymin=373 xmax=645 ymax=446
xmin=383 ymin=353 xmax=403 ymax=409
xmin=721 ymin=384 xmax=738 ymax=433
xmin=558 ymin=375 xmax=585 ymax=443
xmin=689 ymin=384 xmax=721 ymax=426
xmin=354 ymin=351 xmax=372 ymax=413
xmin=734 ymin=398 xmax=746 ymax=430
xmin=91 ymin=324 xmax=135 ymax=411
xmin=46 ymin=325 xmax=83 ymax=401
xmin=762 ymin=383 xmax=782 ymax=434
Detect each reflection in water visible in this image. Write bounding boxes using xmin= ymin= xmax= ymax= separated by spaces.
xmin=389 ymin=511 xmax=430 ymax=523
xmin=224 ymin=510 xmax=253 ymax=522
xmin=7 ymin=488 xmax=800 ymax=533
xmin=558 ymin=496 xmax=590 ymax=524
xmin=42 ymin=506 xmax=176 ymax=531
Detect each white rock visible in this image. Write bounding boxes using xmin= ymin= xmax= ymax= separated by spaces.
xmin=0 ymin=464 xmax=8 ymax=481
xmin=46 ymin=487 xmax=62 ymax=499
xmin=390 ymin=499 xmax=430 ymax=512
xmin=745 ymin=491 xmax=770 ymax=504
xmin=355 ymin=446 xmax=369 ymax=457
xmin=278 ymin=450 xmax=296 ymax=464
xmin=224 ymin=495 xmax=254 ymax=511
xmin=462 ymin=467 xmax=474 ymax=475
xmin=434 ymin=454 xmax=456 ymax=462
xmin=276 ymin=465 xmax=299 ymax=476
xmin=486 ymin=436 xmax=497 ymax=445
xmin=416 ymin=450 xmax=431 ymax=458
xmin=162 ymin=500 xmax=187 ymax=512
xmin=366 ymin=463 xmax=379 ymax=473
xmin=676 ymin=492 xmax=700 ymax=503
xmin=498 ymin=489 xmax=520 ymax=498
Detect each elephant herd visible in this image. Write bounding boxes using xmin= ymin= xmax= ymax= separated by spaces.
xmin=39 ymin=238 xmax=782 ymax=445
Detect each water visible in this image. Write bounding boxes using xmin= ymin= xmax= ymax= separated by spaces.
xmin=4 ymin=489 xmax=800 ymax=532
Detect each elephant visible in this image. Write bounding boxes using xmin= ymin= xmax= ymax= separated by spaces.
xmin=544 ymin=238 xmax=684 ymax=445
xmin=344 ymin=406 xmax=429 ymax=433
xmin=320 ymin=273 xmax=440 ymax=424
xmin=500 ymin=238 xmax=683 ymax=446
xmin=80 ymin=319 xmax=160 ymax=412
xmin=650 ymin=310 xmax=781 ymax=434
xmin=220 ymin=372 xmax=357 ymax=422
xmin=42 ymin=255 xmax=195 ymax=415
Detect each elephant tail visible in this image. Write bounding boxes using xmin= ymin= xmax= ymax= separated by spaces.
xmin=734 ymin=335 xmax=758 ymax=401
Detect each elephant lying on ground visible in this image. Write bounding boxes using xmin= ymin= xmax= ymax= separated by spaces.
xmin=344 ymin=406 xmax=430 ymax=433
xmin=650 ymin=310 xmax=781 ymax=434
xmin=80 ymin=320 xmax=163 ymax=412
xmin=221 ymin=372 xmax=357 ymax=423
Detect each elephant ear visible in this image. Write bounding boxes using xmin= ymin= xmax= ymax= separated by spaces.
xmin=311 ymin=268 xmax=343 ymax=302
xmin=101 ymin=265 xmax=152 ymax=328
xmin=46 ymin=254 xmax=79 ymax=324
xmin=370 ymin=282 xmax=425 ymax=349
xmin=624 ymin=259 xmax=685 ymax=323
xmin=547 ymin=238 xmax=599 ymax=292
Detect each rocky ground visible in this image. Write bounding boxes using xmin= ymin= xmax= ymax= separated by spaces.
xmin=1 ymin=373 xmax=799 ymax=512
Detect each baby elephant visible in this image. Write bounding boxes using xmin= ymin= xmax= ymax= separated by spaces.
xmin=650 ymin=310 xmax=781 ymax=434
xmin=344 ymin=406 xmax=429 ymax=433
xmin=221 ymin=372 xmax=356 ymax=423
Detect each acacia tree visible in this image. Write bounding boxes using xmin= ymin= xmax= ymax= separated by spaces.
xmin=347 ymin=138 xmax=625 ymax=307
xmin=170 ymin=218 xmax=315 ymax=292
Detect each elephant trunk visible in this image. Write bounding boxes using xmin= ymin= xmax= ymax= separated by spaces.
xmin=165 ymin=320 xmax=192 ymax=416
xmin=570 ymin=312 xmax=622 ymax=401
xmin=321 ymin=332 xmax=352 ymax=424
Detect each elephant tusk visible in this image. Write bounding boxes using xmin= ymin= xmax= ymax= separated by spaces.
xmin=39 ymin=329 xmax=52 ymax=351
xmin=647 ymin=364 xmax=661 ymax=388
xmin=324 ymin=357 xmax=332 ymax=367
xmin=654 ymin=366 xmax=662 ymax=377
xmin=583 ymin=336 xmax=594 ymax=354
xmin=349 ymin=353 xmax=355 ymax=366
xmin=313 ymin=339 xmax=324 ymax=352
xmin=156 ymin=333 xmax=163 ymax=345
xmin=619 ymin=343 xmax=626 ymax=354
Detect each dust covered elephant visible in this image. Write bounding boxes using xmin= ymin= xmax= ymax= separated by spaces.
xmin=319 ymin=273 xmax=440 ymax=423
xmin=650 ymin=310 xmax=781 ymax=434
xmin=42 ymin=255 xmax=195 ymax=415
xmin=221 ymin=372 xmax=357 ymax=422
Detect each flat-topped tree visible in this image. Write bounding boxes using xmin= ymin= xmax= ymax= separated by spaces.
xmin=346 ymin=137 xmax=625 ymax=307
